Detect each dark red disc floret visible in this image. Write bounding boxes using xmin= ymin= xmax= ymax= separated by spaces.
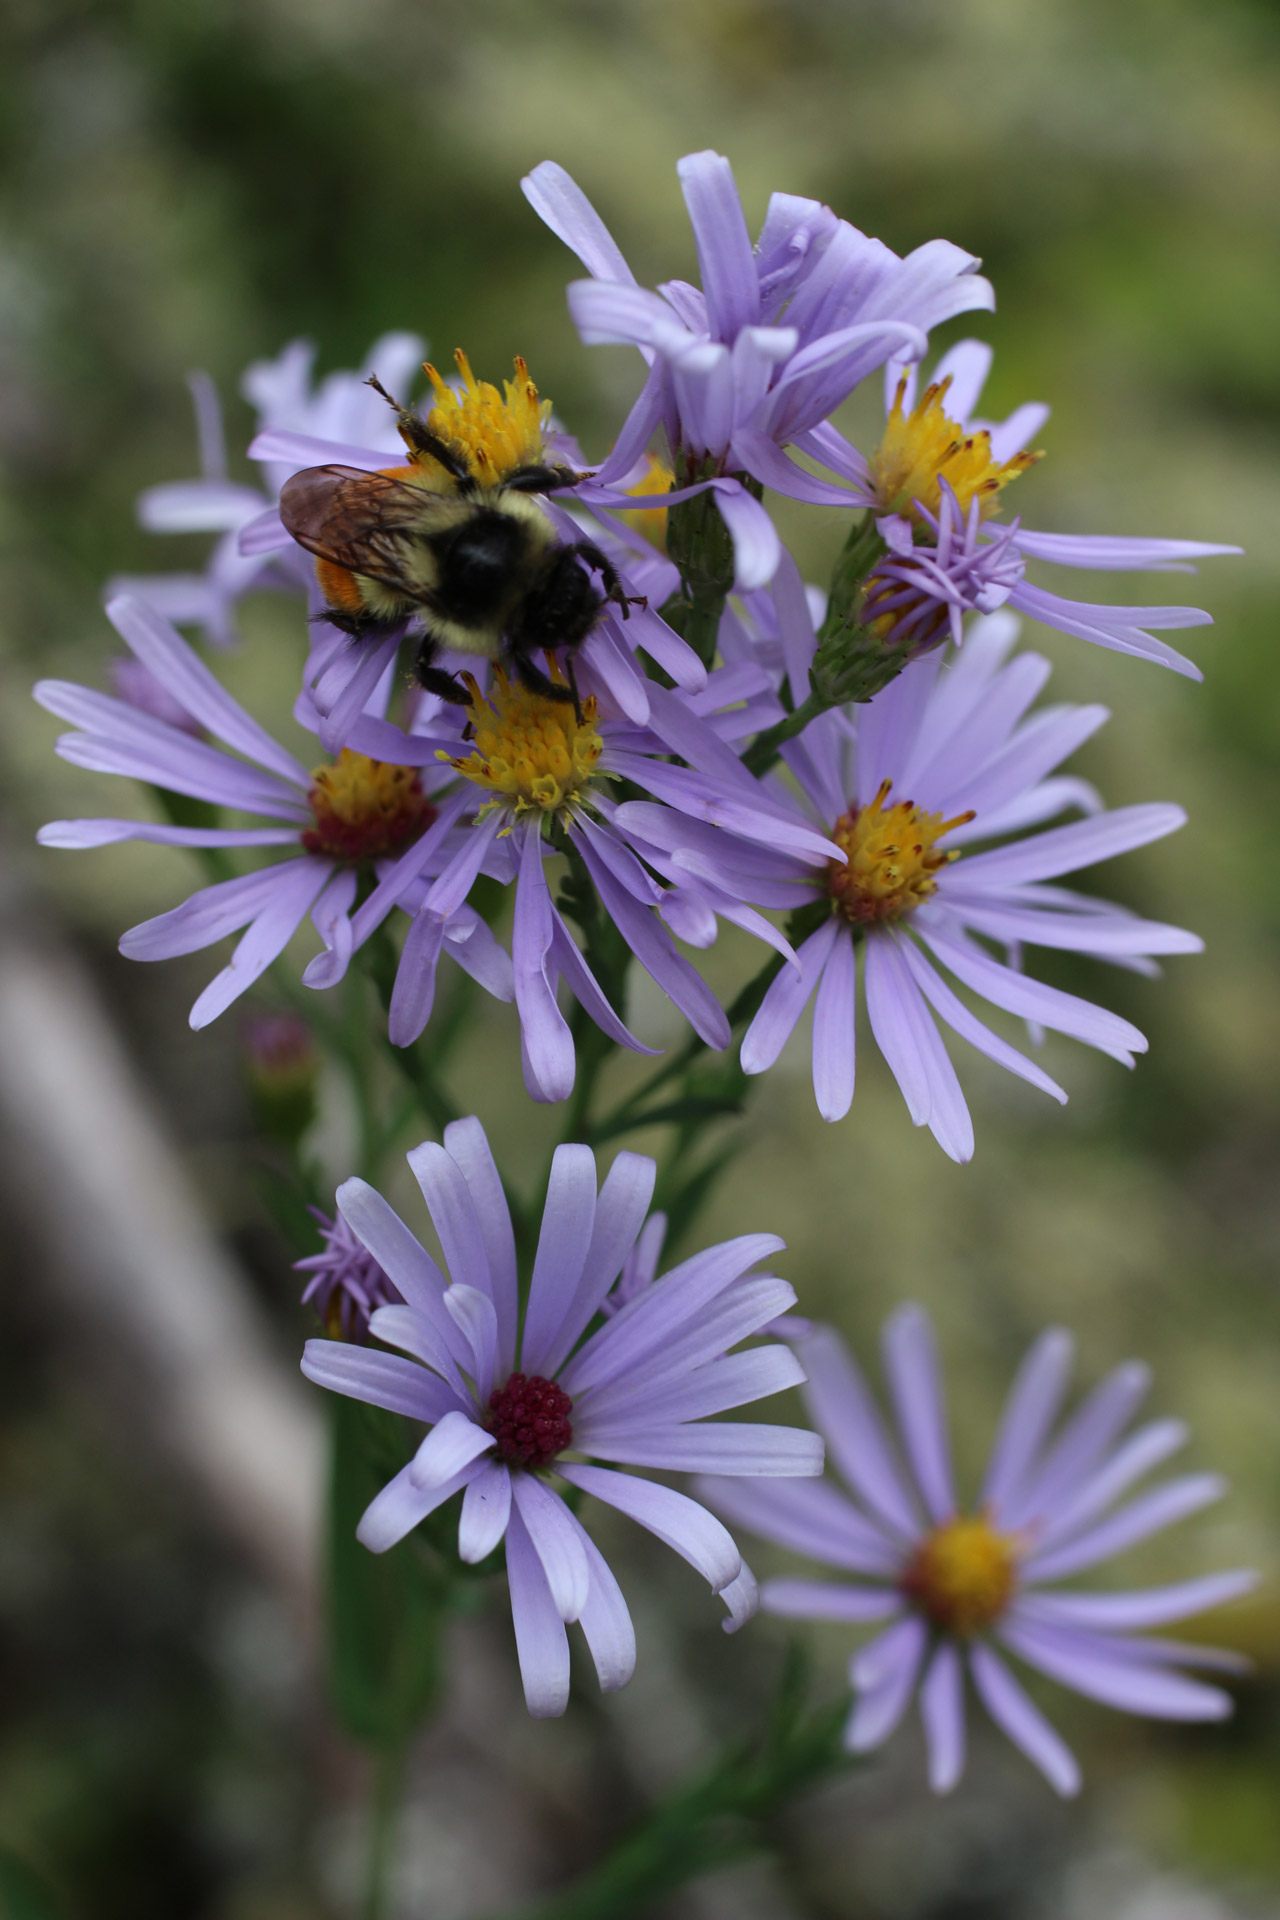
xmin=487 ymin=1372 xmax=573 ymax=1470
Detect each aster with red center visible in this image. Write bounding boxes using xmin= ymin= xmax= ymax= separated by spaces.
xmin=34 ymin=594 xmax=510 ymax=1028
xmin=301 ymin=1114 xmax=823 ymax=1718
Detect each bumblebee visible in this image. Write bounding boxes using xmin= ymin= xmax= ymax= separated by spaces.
xmin=279 ymin=375 xmax=639 ymax=715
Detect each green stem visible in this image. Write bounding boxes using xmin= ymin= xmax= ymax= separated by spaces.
xmin=659 ymin=463 xmax=742 ymax=668
xmin=740 ymin=689 xmax=829 ymax=776
xmin=362 ymin=1736 xmax=408 ymax=1920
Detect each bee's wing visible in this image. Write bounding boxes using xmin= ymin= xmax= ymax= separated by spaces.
xmin=279 ymin=465 xmax=460 ymax=592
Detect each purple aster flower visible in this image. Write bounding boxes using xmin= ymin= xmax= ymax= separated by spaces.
xmin=249 ymin=349 xmax=708 ymax=752
xmin=313 ymin=665 xmax=838 ymax=1102
xmin=111 ymin=337 xmax=426 ymax=648
xmin=35 ymin=595 xmax=509 ymax=1028
xmin=620 ymin=613 xmax=1201 ymax=1161
xmin=296 ymin=1206 xmax=403 ymax=1342
xmin=700 ymin=1309 xmax=1256 ymax=1796
xmin=522 ymin=152 xmax=995 ymax=586
xmin=301 ymin=1116 xmax=823 ymax=1716
xmin=819 ymin=339 xmax=1239 ymax=678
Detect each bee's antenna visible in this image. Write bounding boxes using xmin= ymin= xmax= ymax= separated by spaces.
xmin=365 ymin=373 xmax=402 ymax=413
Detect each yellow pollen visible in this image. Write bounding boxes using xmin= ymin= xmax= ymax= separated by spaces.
xmin=615 ymin=451 xmax=675 ymax=550
xmin=901 ymin=1514 xmax=1019 ymax=1636
xmin=870 ymin=375 xmax=1041 ymax=527
xmin=826 ymin=779 xmax=973 ymax=925
xmin=302 ymin=749 xmax=436 ymax=863
xmin=444 ymin=669 xmax=603 ymax=820
xmin=420 ymin=349 xmax=551 ymax=486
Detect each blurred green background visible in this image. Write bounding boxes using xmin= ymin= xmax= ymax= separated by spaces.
xmin=1 ymin=0 xmax=1278 ymax=1915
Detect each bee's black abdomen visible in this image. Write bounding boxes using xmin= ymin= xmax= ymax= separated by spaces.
xmin=432 ymin=510 xmax=532 ymax=624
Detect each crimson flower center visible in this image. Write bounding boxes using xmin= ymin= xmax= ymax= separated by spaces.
xmin=487 ymin=1372 xmax=573 ymax=1469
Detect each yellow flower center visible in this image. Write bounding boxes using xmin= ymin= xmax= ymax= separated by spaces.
xmin=421 ymin=349 xmax=552 ymax=485
xmin=445 ymin=670 xmax=603 ymax=820
xmin=870 ymin=375 xmax=1040 ymax=527
xmin=615 ymin=451 xmax=675 ymax=550
xmin=901 ymin=1515 xmax=1019 ymax=1636
xmin=302 ymin=750 xmax=436 ymax=863
xmin=826 ymin=780 xmax=973 ymax=924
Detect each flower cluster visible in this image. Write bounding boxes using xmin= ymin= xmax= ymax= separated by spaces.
xmin=35 ymin=149 xmax=1253 ymax=1783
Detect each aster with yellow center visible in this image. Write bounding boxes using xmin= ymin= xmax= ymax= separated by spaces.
xmin=826 ymin=779 xmax=973 ymax=925
xmin=901 ymin=1515 xmax=1019 ymax=1637
xmin=445 ymin=670 xmax=603 ymax=823
xmin=871 ymin=375 xmax=1040 ymax=528
xmin=421 ymin=348 xmax=552 ymax=485
xmin=302 ymin=749 xmax=437 ymax=863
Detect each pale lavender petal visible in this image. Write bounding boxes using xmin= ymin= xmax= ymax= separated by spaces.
xmin=334 ymin=1177 xmax=451 ymax=1325
xmin=968 ymin=1643 xmax=1080 ymax=1796
xmin=547 ymin=906 xmax=656 ymax=1062
xmin=762 ymin=1579 xmax=901 ymax=1623
xmin=247 ymin=427 xmax=391 ymax=470
xmin=443 ymin=1285 xmax=500 ymax=1402
xmin=1007 ymin=1360 xmax=1152 ymax=1528
xmin=585 ymin=1422 xmax=821 ymax=1476
xmin=1014 ymin=1571 xmax=1258 ymax=1634
xmin=238 ymin=506 xmax=290 ymax=554
xmin=718 ymin=1562 xmax=759 ymax=1632
xmin=898 ymin=937 xmax=1067 ymax=1106
xmin=1023 ymin=1475 xmax=1226 ymax=1583
xmin=458 ymin=1461 xmax=512 ymax=1563
xmin=951 ymin=899 xmax=1199 ymax=960
xmin=575 ymin=1278 xmax=799 ymax=1412
xmin=105 ymin=596 xmax=309 ymax=785
xmin=520 ymin=1143 xmax=597 ymax=1376
xmin=505 ymin=1505 xmax=571 ymax=1718
xmin=137 ymin=479 xmax=262 ymax=532
xmin=408 ymin=1409 xmax=495 ymax=1489
xmin=677 ymin=149 xmax=758 ymax=341
xmin=881 ymin=1305 xmax=956 ymax=1523
xmin=39 ymin=818 xmax=299 ymax=850
xmin=981 ymin=1329 xmax=1076 ymax=1518
xmin=424 ymin=809 xmax=506 ymax=917
xmin=513 ymin=828 xmax=575 ymax=1102
xmin=442 ymin=1116 xmax=520 ymax=1376
xmin=511 ymin=1475 xmax=591 ymax=1623
xmin=791 ymin=1325 xmax=920 ymax=1541
xmin=811 ymin=920 xmax=856 ymax=1120
xmin=999 ymin=1619 xmax=1233 ymax=1720
xmin=918 ymin=921 xmax=1146 ymax=1064
xmin=696 ymin=1473 xmax=903 ymax=1576
xmin=357 ymin=1460 xmax=479 ymax=1554
xmin=443 ymin=909 xmax=516 ymax=1004
xmin=741 ymin=921 xmax=840 ymax=1074
xmin=955 ymin=805 xmax=1186 ymax=891
xmin=578 ymin=1346 xmax=804 ymax=1436
xmin=406 ymin=1139 xmax=493 ymax=1296
xmin=920 ymin=1643 xmax=966 ymax=1793
xmin=1036 ymin=1418 xmax=1190 ymax=1549
xmin=188 ymin=859 xmax=333 ymax=1027
xmin=558 ymin=1464 xmax=741 ymax=1595
xmin=1009 ymin=581 xmax=1205 ymax=679
xmin=562 ymin=1508 xmax=636 ymax=1692
xmin=1011 ymin=529 xmax=1240 ymax=571
xmin=711 ymin=478 xmax=782 ymax=590
xmin=521 ymin=161 xmax=637 ymax=285
xmin=299 ymin=1339 xmax=459 ymax=1424
xmin=539 ymin=1150 xmax=657 ymax=1376
xmin=562 ymin=1232 xmax=785 ymax=1397
xmin=846 ymin=1617 xmax=927 ymax=1751
xmin=864 ymin=935 xmax=974 ymax=1162
xmin=387 ymin=909 xmax=446 ymax=1046
xmin=368 ymin=1304 xmax=467 ymax=1391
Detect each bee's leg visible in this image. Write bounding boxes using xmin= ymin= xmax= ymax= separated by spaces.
xmin=503 ymin=463 xmax=585 ymax=494
xmin=412 ymin=634 xmax=472 ymax=707
xmin=569 ymin=540 xmax=647 ymax=620
xmin=512 ymin=647 xmax=577 ymax=714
